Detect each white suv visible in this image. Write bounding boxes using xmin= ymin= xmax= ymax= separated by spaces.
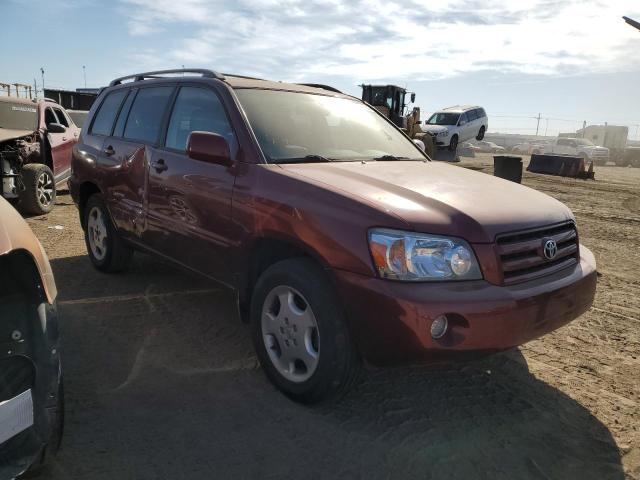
xmin=422 ymin=106 xmax=488 ymax=151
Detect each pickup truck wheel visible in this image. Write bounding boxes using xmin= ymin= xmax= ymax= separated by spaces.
xmin=476 ymin=126 xmax=485 ymax=141
xmin=84 ymin=194 xmax=133 ymax=272
xmin=251 ymin=258 xmax=360 ymax=404
xmin=448 ymin=134 xmax=459 ymax=152
xmin=19 ymin=164 xmax=56 ymax=215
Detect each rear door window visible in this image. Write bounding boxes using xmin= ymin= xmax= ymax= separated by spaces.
xmin=91 ymin=89 xmax=128 ymax=136
xmin=164 ymin=87 xmax=236 ymax=153
xmin=123 ymin=86 xmax=174 ymax=143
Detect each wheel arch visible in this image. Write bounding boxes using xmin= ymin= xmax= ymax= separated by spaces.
xmin=78 ymin=181 xmax=102 ymax=228
xmin=237 ymin=234 xmax=333 ymax=322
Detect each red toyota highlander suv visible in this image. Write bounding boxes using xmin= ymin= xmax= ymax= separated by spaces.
xmin=69 ymin=69 xmax=597 ymax=403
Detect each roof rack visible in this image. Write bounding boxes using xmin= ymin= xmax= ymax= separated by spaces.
xmin=222 ymin=73 xmax=265 ymax=81
xmin=109 ymin=69 xmax=225 ymax=87
xmin=298 ymin=83 xmax=343 ymax=94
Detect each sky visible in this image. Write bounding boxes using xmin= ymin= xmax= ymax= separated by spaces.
xmin=1 ymin=0 xmax=639 ymax=139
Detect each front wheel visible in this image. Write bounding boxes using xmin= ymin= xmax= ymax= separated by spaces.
xmin=83 ymin=194 xmax=133 ymax=272
xmin=448 ymin=134 xmax=459 ymax=152
xmin=476 ymin=125 xmax=486 ymax=141
xmin=19 ymin=163 xmax=56 ymax=215
xmin=250 ymin=258 xmax=360 ymax=404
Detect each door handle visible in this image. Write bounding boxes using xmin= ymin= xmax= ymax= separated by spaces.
xmin=103 ymin=145 xmax=115 ymax=156
xmin=151 ymin=158 xmax=168 ymax=173
xmin=62 ymin=137 xmax=67 ymax=141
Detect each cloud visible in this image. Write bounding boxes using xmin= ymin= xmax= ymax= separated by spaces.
xmin=118 ymin=0 xmax=640 ymax=82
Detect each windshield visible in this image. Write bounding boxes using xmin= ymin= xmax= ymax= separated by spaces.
xmin=426 ymin=112 xmax=460 ymax=126
xmin=235 ymin=89 xmax=423 ymax=162
xmin=577 ymin=138 xmax=595 ymax=146
xmin=0 ymin=101 xmax=37 ymax=131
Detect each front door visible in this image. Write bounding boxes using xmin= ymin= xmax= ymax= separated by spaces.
xmin=145 ymin=85 xmax=238 ymax=281
xmin=43 ymin=106 xmax=74 ymax=180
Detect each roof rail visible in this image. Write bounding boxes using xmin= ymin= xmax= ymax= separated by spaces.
xmin=222 ymin=73 xmax=265 ymax=81
xmin=109 ymin=69 xmax=225 ymax=87
xmin=43 ymin=97 xmax=59 ymax=103
xmin=298 ymin=83 xmax=343 ymax=94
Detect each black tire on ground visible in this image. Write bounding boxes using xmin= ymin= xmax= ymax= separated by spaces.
xmin=250 ymin=258 xmax=361 ymax=404
xmin=476 ymin=125 xmax=486 ymax=141
xmin=448 ymin=134 xmax=459 ymax=152
xmin=18 ymin=163 xmax=56 ymax=215
xmin=83 ymin=194 xmax=133 ymax=272
xmin=594 ymin=158 xmax=607 ymax=166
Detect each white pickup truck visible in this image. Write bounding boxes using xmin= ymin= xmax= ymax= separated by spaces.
xmin=537 ymin=137 xmax=610 ymax=166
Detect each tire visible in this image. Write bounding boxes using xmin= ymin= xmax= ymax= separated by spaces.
xmin=593 ymin=158 xmax=607 ymax=166
xmin=83 ymin=194 xmax=133 ymax=272
xmin=448 ymin=134 xmax=459 ymax=152
xmin=19 ymin=163 xmax=56 ymax=215
xmin=250 ymin=258 xmax=360 ymax=404
xmin=476 ymin=125 xmax=485 ymax=141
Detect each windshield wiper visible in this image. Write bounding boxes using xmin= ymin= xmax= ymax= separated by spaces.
xmin=372 ymin=155 xmax=421 ymax=161
xmin=274 ymin=155 xmax=336 ymax=164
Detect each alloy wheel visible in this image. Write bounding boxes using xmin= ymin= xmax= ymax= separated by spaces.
xmin=37 ymin=171 xmax=54 ymax=207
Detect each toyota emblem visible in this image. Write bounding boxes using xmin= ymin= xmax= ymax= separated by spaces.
xmin=543 ymin=239 xmax=558 ymax=260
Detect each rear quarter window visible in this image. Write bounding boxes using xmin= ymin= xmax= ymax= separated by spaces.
xmin=467 ymin=109 xmax=478 ymax=121
xmin=91 ymin=90 xmax=128 ymax=136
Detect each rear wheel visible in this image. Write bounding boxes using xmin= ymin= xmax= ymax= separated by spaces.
xmin=19 ymin=164 xmax=56 ymax=215
xmin=593 ymin=157 xmax=607 ymax=166
xmin=251 ymin=258 xmax=360 ymax=404
xmin=448 ymin=134 xmax=459 ymax=152
xmin=476 ymin=125 xmax=486 ymax=141
xmin=83 ymin=194 xmax=133 ymax=272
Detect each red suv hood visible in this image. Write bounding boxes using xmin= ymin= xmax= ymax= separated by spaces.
xmin=278 ymin=161 xmax=574 ymax=243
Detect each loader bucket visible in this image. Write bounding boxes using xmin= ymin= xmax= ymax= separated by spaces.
xmin=527 ymin=154 xmax=594 ymax=179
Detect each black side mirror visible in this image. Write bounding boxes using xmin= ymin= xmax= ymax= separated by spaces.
xmin=47 ymin=123 xmax=66 ymax=134
xmin=410 ymin=93 xmax=416 ymax=103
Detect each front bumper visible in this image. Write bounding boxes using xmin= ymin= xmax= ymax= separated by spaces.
xmin=335 ymin=246 xmax=597 ymax=365
xmin=0 ymin=301 xmax=61 ymax=477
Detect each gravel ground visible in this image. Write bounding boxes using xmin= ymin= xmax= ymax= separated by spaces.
xmin=23 ymin=155 xmax=638 ymax=479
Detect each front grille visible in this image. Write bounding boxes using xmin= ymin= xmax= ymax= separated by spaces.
xmin=496 ymin=222 xmax=579 ymax=284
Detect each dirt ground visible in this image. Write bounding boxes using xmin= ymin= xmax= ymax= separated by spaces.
xmin=24 ymin=154 xmax=639 ymax=480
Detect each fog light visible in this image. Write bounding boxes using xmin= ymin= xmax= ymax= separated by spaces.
xmin=430 ymin=315 xmax=448 ymax=339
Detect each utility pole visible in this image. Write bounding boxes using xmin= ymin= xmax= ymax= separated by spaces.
xmin=40 ymin=67 xmax=45 ymax=93
xmin=33 ymin=78 xmax=37 ymax=99
xmin=582 ymin=120 xmax=586 ymax=137
xmin=535 ymin=113 xmax=541 ymax=136
xmin=83 ymin=65 xmax=87 ymax=88
xmin=544 ymin=118 xmax=549 ymax=136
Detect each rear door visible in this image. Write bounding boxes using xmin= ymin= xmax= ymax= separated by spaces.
xmin=145 ymin=84 xmax=239 ymax=280
xmin=110 ymin=85 xmax=175 ymax=239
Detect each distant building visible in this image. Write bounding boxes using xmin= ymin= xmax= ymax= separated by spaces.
xmin=43 ymin=88 xmax=99 ymax=111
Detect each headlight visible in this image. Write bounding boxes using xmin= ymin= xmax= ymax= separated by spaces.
xmin=437 ymin=130 xmax=449 ymax=137
xmin=368 ymin=229 xmax=482 ymax=281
